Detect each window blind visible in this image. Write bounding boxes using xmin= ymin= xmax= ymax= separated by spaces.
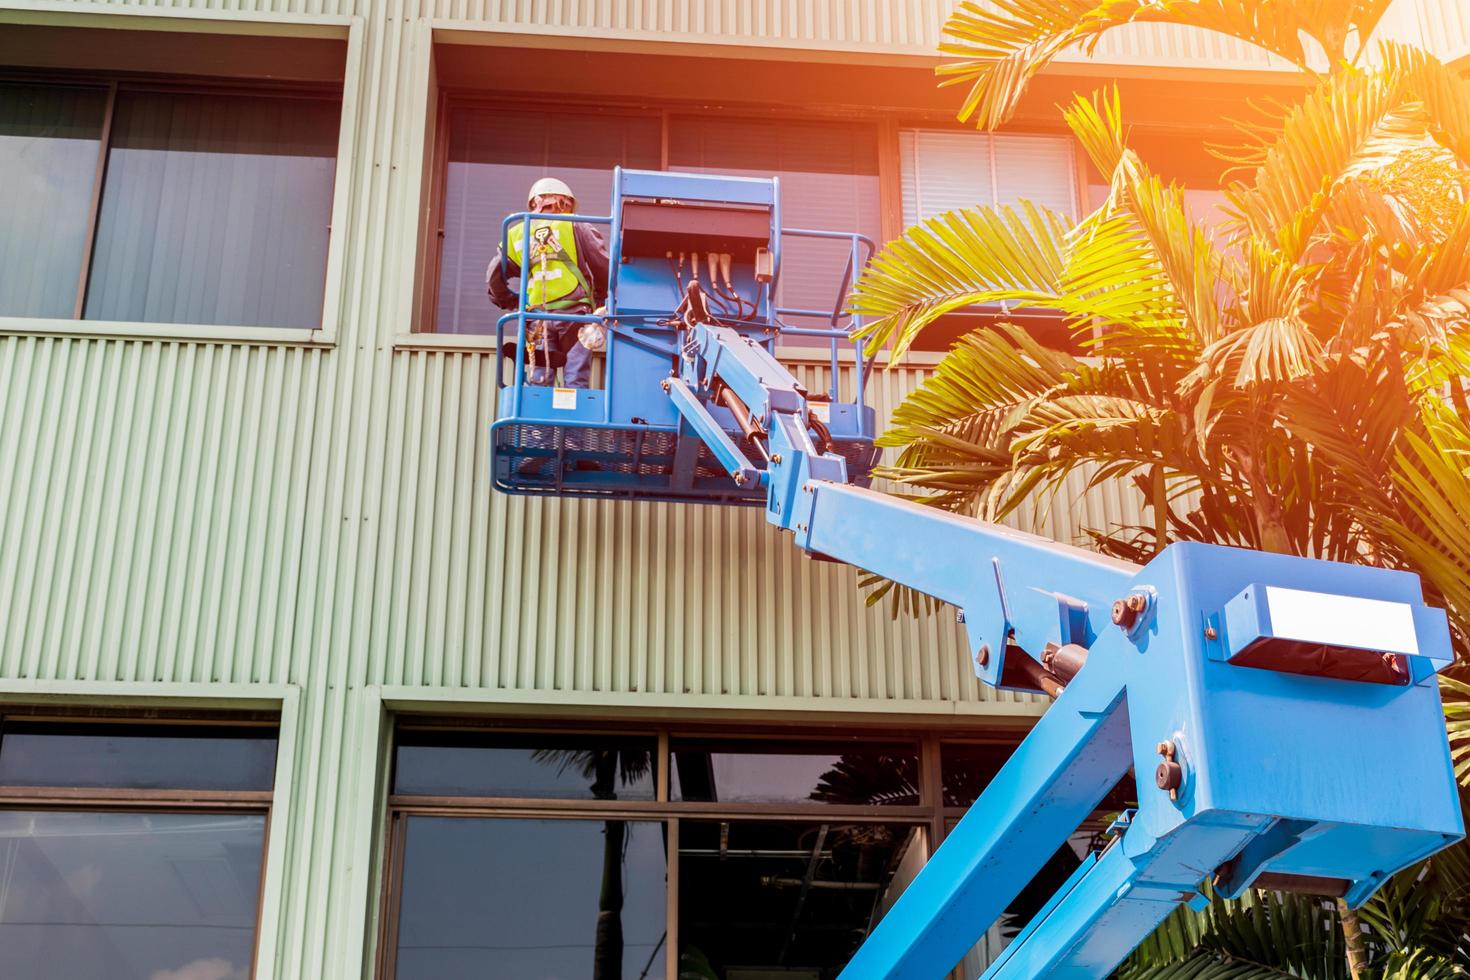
xmin=435 ymin=106 xmax=661 ymax=334
xmin=900 ymin=129 xmax=1077 ymax=228
xmin=83 ymin=89 xmax=340 ymax=329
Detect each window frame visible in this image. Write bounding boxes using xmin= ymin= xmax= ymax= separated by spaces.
xmin=0 ymin=7 xmax=362 ymax=348
xmin=0 ymin=706 xmax=285 ymax=980
xmin=375 ymin=718 xmax=1013 ymax=980
xmin=0 ymin=680 xmax=300 ymax=980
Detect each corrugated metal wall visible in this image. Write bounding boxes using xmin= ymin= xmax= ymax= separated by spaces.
xmin=366 ymin=349 xmax=1111 ymax=706
xmin=422 ymin=0 xmax=1294 ymax=69
xmin=3 ymin=2 xmax=1466 ymax=977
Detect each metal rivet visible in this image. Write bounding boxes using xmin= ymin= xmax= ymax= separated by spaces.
xmin=1204 ymin=626 xmax=1218 ymax=640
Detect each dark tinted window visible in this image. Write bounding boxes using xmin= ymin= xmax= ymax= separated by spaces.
xmin=0 ymin=810 xmax=267 ymax=979
xmin=670 ymin=738 xmax=919 ymax=806
xmin=0 ymin=722 xmax=277 ymax=791
xmin=678 ymin=819 xmax=923 ymax=974
xmin=941 ymin=742 xmax=1135 ymax=811
xmin=435 ymin=106 xmax=662 ymax=333
xmin=940 ymin=742 xmax=1016 ymax=808
xmin=392 ymin=816 xmax=667 ymax=979
xmin=394 ymin=730 xmax=658 ymax=800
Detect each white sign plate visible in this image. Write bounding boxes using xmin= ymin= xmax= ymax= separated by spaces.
xmin=1264 ymin=586 xmax=1418 ymax=655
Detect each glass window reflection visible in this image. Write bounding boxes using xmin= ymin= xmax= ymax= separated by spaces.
xmin=393 ymin=730 xmax=658 ymax=800
xmin=0 ymin=82 xmax=106 ymax=319
xmin=0 ymin=810 xmax=267 ymax=980
xmin=941 ymin=742 xmax=1136 ymax=811
xmin=939 ymin=742 xmax=1017 ymax=808
xmin=0 ymin=723 xmax=278 ymax=791
xmin=677 ymin=820 xmax=924 ymax=976
xmin=670 ymin=739 xmax=919 ymax=806
xmin=392 ymin=817 xmax=668 ymax=979
xmin=83 ymin=89 xmax=340 ymax=329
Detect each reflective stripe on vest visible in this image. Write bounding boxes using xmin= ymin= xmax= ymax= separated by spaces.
xmin=507 ymin=218 xmax=584 ymax=309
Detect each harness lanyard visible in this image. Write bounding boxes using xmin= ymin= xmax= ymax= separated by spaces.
xmin=535 ymin=249 xmax=551 ymax=381
xmin=522 ymin=222 xmax=594 ymax=382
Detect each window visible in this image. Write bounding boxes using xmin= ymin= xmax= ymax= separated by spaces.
xmin=670 ymin=737 xmax=919 ymax=806
xmin=380 ymin=723 xmax=1101 ymax=980
xmin=0 ymin=77 xmax=341 ymax=329
xmin=425 ymin=105 xmax=880 ymax=335
xmin=896 ymin=130 xmax=1080 ymax=352
xmin=393 ymin=816 xmax=668 ymax=978
xmin=899 ymin=129 xmax=1078 ymax=227
xmin=668 ymin=116 xmax=881 ymax=325
xmin=0 ymin=714 xmax=279 ymax=980
xmin=434 ymin=105 xmax=662 ymax=335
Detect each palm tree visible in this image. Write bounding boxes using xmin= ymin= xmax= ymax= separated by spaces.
xmin=848 ymin=1 xmax=1470 ymax=976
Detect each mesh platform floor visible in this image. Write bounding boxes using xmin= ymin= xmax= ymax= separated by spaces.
xmin=493 ymin=423 xmax=877 ymax=503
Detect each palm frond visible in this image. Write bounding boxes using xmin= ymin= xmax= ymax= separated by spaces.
xmin=1380 ymin=43 xmax=1470 ymax=168
xmin=1376 ymin=949 xmax=1469 ymax=980
xmin=1373 ymin=400 xmax=1470 ymax=646
xmin=936 ymin=0 xmax=1119 ymax=130
xmin=1359 ymin=836 xmax=1470 ymax=963
xmin=1226 ymin=64 xmax=1417 ymax=261
xmin=1123 ymin=886 xmax=1346 ymax=980
xmin=936 ymin=1 xmax=1397 ymax=131
xmin=849 ymin=202 xmax=1072 ymax=360
xmin=1065 ymin=89 xmax=1233 ymax=347
xmin=1441 ymin=676 xmax=1470 ymax=787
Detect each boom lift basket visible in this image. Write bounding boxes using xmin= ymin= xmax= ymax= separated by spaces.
xmin=490 ymin=168 xmax=879 ymax=504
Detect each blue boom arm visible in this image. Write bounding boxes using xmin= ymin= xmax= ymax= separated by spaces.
xmin=667 ymin=318 xmax=1465 ymax=979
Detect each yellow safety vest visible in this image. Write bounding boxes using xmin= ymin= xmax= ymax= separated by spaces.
xmin=507 ymin=218 xmax=589 ymax=310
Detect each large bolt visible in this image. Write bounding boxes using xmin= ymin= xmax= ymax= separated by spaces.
xmin=975 ymin=644 xmax=990 ymax=668
xmin=1155 ymin=740 xmax=1183 ymax=800
xmin=1112 ymin=591 xmax=1151 ymax=634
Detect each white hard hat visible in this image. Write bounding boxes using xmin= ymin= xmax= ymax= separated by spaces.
xmin=528 ymin=176 xmax=575 ymax=208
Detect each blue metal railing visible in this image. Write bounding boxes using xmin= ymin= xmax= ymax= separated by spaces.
xmin=493 ymin=204 xmax=876 ymax=440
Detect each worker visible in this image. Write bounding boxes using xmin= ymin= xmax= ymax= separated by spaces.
xmin=487 ymin=177 xmax=609 ymax=388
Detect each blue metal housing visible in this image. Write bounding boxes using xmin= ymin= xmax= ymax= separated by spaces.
xmin=488 ymin=169 xmax=1465 ymax=979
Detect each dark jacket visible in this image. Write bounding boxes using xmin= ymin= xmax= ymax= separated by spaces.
xmin=486 ymin=221 xmax=610 ymax=311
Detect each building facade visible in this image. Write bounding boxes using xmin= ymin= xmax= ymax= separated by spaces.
xmin=0 ymin=2 xmax=1465 ymax=978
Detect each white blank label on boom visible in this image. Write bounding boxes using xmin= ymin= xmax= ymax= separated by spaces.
xmin=1264 ymin=586 xmax=1418 ymax=655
